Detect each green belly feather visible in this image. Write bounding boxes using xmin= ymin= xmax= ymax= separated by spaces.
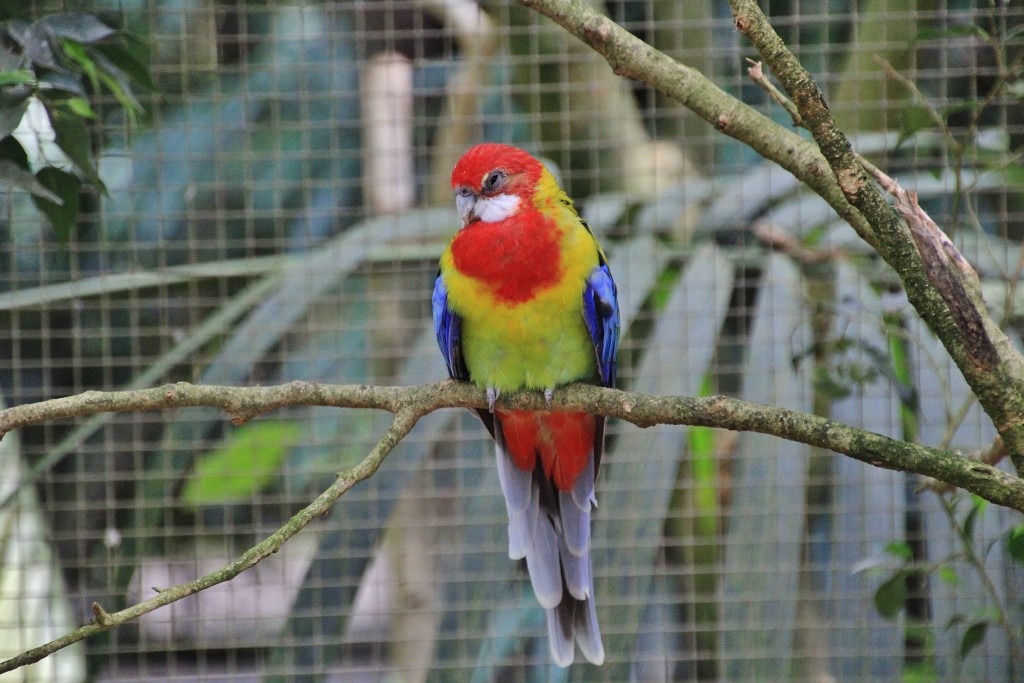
xmin=460 ymin=296 xmax=597 ymax=392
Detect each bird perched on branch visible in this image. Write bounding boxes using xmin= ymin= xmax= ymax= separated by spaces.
xmin=432 ymin=143 xmax=619 ymax=666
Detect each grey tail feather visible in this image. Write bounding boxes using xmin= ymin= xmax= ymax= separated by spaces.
xmin=492 ymin=411 xmax=605 ymax=666
xmin=540 ymin=456 xmax=603 ymax=666
xmin=547 ymin=603 xmax=574 ymax=667
xmin=547 ymin=592 xmax=605 ymax=667
xmin=574 ymin=588 xmax=605 ymax=664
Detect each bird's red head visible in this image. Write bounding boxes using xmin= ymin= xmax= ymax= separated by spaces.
xmin=450 ymin=143 xmax=544 ymax=197
xmin=450 ymin=144 xmax=545 ymax=226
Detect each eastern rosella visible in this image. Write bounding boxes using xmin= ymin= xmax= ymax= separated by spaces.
xmin=432 ymin=143 xmax=619 ymax=666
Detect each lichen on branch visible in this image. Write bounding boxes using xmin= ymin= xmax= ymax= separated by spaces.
xmin=1 ymin=380 xmax=1021 ymax=513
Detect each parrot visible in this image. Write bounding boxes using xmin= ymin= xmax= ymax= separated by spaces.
xmin=432 ymin=143 xmax=619 ymax=666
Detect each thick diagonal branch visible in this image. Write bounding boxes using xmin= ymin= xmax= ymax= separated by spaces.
xmin=727 ymin=0 xmax=1024 ymax=470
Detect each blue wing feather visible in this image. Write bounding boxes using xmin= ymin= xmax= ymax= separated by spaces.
xmin=434 ymin=272 xmax=496 ymax=439
xmin=582 ymin=258 xmax=620 ymax=389
xmin=432 ymin=273 xmax=468 ymax=381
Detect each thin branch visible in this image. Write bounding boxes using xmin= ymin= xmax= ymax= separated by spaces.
xmin=745 ymin=59 xmax=802 ymax=126
xmin=745 ymin=58 xmax=888 ymax=182
xmin=936 ymin=493 xmax=1024 ymax=670
xmin=753 ymin=219 xmax=844 ymax=265
xmin=873 ymin=54 xmax=976 ymax=238
xmin=873 ymin=56 xmax=958 ymax=149
xmin=0 ymin=381 xmax=413 ymax=434
xmin=0 ymin=408 xmax=420 ymax=675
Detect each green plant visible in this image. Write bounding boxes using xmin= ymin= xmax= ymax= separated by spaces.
xmin=0 ymin=12 xmax=152 ymax=237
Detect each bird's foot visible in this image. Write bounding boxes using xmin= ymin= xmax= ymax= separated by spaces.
xmin=486 ymin=386 xmax=500 ymax=413
xmin=544 ymin=388 xmax=554 ymax=410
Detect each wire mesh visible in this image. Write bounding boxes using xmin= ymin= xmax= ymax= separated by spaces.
xmin=0 ymin=0 xmax=1023 ymax=681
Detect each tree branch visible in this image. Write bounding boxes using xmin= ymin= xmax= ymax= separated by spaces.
xmin=726 ymin=0 xmax=1024 ymax=470
xmin=2 ymin=379 xmax=1023 ymax=672
xmin=743 ymin=58 xmax=1014 ymax=415
xmin=2 ymin=381 xmax=1022 ymax=512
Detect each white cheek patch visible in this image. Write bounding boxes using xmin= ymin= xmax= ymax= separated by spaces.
xmin=474 ymin=194 xmax=520 ymax=222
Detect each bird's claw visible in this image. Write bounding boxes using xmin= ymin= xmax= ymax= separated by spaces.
xmin=486 ymin=387 xmax=500 ymax=413
xmin=544 ymin=388 xmax=554 ymax=410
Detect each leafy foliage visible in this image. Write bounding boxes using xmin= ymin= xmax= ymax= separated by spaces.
xmin=0 ymin=12 xmax=151 ymax=233
xmin=874 ymin=574 xmax=908 ymax=619
xmin=872 ymin=494 xmax=1023 ymax=673
xmin=180 ymin=420 xmax=302 ymax=507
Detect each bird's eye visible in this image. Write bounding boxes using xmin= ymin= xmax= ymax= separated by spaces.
xmin=482 ymin=170 xmax=505 ymax=193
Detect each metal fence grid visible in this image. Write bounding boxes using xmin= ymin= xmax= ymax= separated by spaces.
xmin=1 ymin=1 xmax=1023 ymax=681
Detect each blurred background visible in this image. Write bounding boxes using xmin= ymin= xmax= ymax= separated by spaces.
xmin=0 ymin=0 xmax=1022 ymax=681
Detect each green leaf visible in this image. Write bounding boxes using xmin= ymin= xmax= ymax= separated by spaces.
xmin=914 ymin=24 xmax=990 ymax=45
xmin=31 ymin=167 xmax=79 ymax=240
xmin=938 ymin=565 xmax=959 ymax=586
xmin=40 ymin=13 xmax=115 ymax=44
xmin=0 ymin=69 xmax=34 ymax=87
xmin=0 ymin=134 xmax=28 ymax=167
xmin=884 ymin=541 xmax=913 ymax=561
xmin=897 ymin=106 xmax=938 ymax=147
xmin=64 ymin=96 xmax=95 ymax=119
xmin=180 ymin=421 xmax=301 ymax=507
xmin=93 ymin=41 xmax=156 ymax=92
xmin=0 ymin=56 xmax=32 ymax=138
xmin=963 ymin=496 xmax=988 ymax=541
xmin=0 ymin=100 xmax=28 ymax=140
xmin=1007 ymin=524 xmax=1024 ymax=564
xmin=47 ymin=105 xmax=105 ymax=190
xmin=37 ymin=71 xmax=87 ymax=97
xmin=873 ymin=574 xmax=907 ymax=619
xmin=94 ymin=58 xmax=141 ymax=114
xmin=689 ymin=370 xmax=719 ymax=535
xmin=940 ymin=100 xmax=981 ymax=119
xmin=57 ymin=39 xmax=98 ymax=91
xmin=6 ymin=22 xmax=62 ymax=71
xmin=813 ymin=366 xmax=853 ymax=400
xmin=96 ymin=64 xmax=141 ymax=115
xmin=1001 ymin=163 xmax=1024 ymax=189
xmin=959 ymin=621 xmax=988 ymax=659
xmin=1006 ymin=23 xmax=1024 ymax=43
xmin=0 ymin=39 xmax=26 ymax=72
xmin=0 ymin=159 xmax=61 ymax=202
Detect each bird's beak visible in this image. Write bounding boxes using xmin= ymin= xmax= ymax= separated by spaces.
xmin=456 ymin=192 xmax=477 ymax=227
